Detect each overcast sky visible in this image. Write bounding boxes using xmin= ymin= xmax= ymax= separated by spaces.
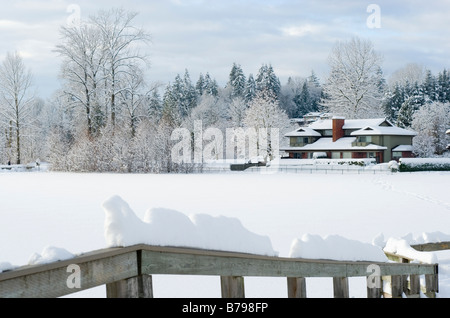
xmin=1 ymin=0 xmax=449 ymax=98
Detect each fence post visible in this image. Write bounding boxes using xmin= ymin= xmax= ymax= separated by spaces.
xmin=221 ymin=276 xmax=245 ymax=298
xmin=287 ymin=277 xmax=307 ymax=298
xmin=388 ymin=275 xmax=403 ymax=298
xmin=424 ymin=271 xmax=439 ymax=298
xmin=367 ymin=275 xmax=382 ymax=298
xmin=333 ymin=277 xmax=349 ymax=298
xmin=408 ymin=274 xmax=420 ymax=297
xmin=106 ymin=274 xmax=153 ymax=298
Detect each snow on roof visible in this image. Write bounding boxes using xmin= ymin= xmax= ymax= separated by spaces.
xmin=392 ymin=145 xmax=414 ymax=152
xmin=309 ymin=118 xmax=388 ymax=130
xmin=351 ymin=126 xmax=417 ymax=137
xmin=283 ymin=137 xmax=387 ymax=151
xmin=285 ymin=127 xmax=322 ymax=137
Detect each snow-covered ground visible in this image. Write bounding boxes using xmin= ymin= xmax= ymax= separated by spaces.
xmin=0 ymin=168 xmax=449 ymax=298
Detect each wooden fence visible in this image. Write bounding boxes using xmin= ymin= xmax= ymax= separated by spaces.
xmin=0 ymin=244 xmax=439 ymax=298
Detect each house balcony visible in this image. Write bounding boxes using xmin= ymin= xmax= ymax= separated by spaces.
xmin=352 ymin=141 xmax=372 ymax=147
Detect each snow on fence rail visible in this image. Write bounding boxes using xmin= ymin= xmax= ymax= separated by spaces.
xmin=0 ymin=244 xmax=438 ymax=298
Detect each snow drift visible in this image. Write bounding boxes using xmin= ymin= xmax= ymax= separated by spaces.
xmin=383 ymin=238 xmax=438 ymax=264
xmin=289 ymin=234 xmax=388 ymax=262
xmin=28 ymin=246 xmax=75 ymax=265
xmin=102 ymin=195 xmax=277 ymax=256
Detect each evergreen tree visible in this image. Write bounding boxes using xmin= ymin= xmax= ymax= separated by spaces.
xmin=147 ymin=90 xmax=162 ymax=121
xmin=228 ymin=63 xmax=246 ymax=99
xmin=437 ymin=69 xmax=450 ymax=103
xmin=308 ymin=70 xmax=321 ymax=88
xmin=423 ymin=70 xmax=437 ymax=101
xmin=383 ymin=83 xmax=404 ymax=121
xmin=396 ymin=95 xmax=421 ymax=129
xmin=182 ymin=69 xmax=198 ymax=114
xmin=196 ymin=73 xmax=205 ymax=96
xmin=203 ymin=73 xmax=219 ymax=97
xmin=255 ymin=64 xmax=281 ymax=98
xmin=244 ymin=74 xmax=256 ymax=104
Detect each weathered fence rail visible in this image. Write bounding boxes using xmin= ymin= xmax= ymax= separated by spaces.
xmin=0 ymin=244 xmax=439 ymax=298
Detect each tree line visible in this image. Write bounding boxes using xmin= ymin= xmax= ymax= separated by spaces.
xmin=0 ymin=9 xmax=448 ymax=172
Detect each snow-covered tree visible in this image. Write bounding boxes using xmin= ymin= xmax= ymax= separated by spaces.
xmin=118 ymin=64 xmax=148 ymax=137
xmin=255 ymin=64 xmax=281 ymax=99
xmin=91 ymin=8 xmax=151 ymax=127
xmin=228 ymin=63 xmax=246 ymax=99
xmin=396 ymin=82 xmax=426 ymax=129
xmin=0 ymin=52 xmax=36 ymax=164
xmin=55 ymin=22 xmax=106 ymax=137
xmin=228 ymin=97 xmax=247 ymax=127
xmin=412 ymin=102 xmax=450 ymax=157
xmin=244 ymin=74 xmax=256 ymax=104
xmin=320 ymin=37 xmax=385 ymax=119
xmin=243 ymin=90 xmax=291 ymax=161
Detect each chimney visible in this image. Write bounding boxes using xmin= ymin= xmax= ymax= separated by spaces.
xmin=332 ymin=117 xmax=345 ymax=142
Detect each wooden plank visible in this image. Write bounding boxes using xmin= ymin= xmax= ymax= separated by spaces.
xmin=412 ymin=242 xmax=450 ymax=252
xmin=139 ymin=247 xmax=437 ymax=278
xmin=287 ymin=277 xmax=307 ymax=298
xmin=221 ymin=276 xmax=245 ymax=298
xmin=0 ymin=249 xmax=138 ymax=298
xmin=333 ymin=277 xmax=349 ymax=298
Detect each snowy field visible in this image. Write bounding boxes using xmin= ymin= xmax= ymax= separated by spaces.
xmin=0 ymin=168 xmax=449 ymax=298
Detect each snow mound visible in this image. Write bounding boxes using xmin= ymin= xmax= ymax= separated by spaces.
xmin=402 ymin=231 xmax=450 ymax=245
xmin=383 ymin=238 xmax=438 ymax=264
xmin=28 ymin=246 xmax=75 ymax=265
xmin=0 ymin=262 xmax=16 ymax=273
xmin=102 ymin=195 xmax=277 ymax=256
xmin=289 ymin=234 xmax=388 ymax=262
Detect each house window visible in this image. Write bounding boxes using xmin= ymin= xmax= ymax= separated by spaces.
xmin=359 ymin=136 xmax=372 ymax=143
xmin=342 ymin=152 xmax=352 ymax=159
xmin=323 ymin=130 xmax=333 ymax=137
xmin=393 ymin=152 xmax=402 ymax=158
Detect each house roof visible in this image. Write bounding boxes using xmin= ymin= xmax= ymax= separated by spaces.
xmin=392 ymin=145 xmax=414 ymax=152
xmin=285 ymin=127 xmax=322 ymax=137
xmin=351 ymin=126 xmax=417 ymax=137
xmin=282 ymin=137 xmax=387 ymax=152
xmin=308 ymin=118 xmax=389 ymax=130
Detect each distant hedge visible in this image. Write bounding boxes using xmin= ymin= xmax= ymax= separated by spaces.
xmin=399 ymin=158 xmax=450 ymax=172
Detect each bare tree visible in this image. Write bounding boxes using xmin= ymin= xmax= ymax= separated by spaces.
xmin=55 ymin=23 xmax=106 ymax=137
xmin=91 ymin=8 xmax=151 ymax=127
xmin=118 ymin=64 xmax=144 ymax=137
xmin=321 ymin=37 xmax=385 ymax=119
xmin=0 ymin=52 xmax=35 ymax=164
